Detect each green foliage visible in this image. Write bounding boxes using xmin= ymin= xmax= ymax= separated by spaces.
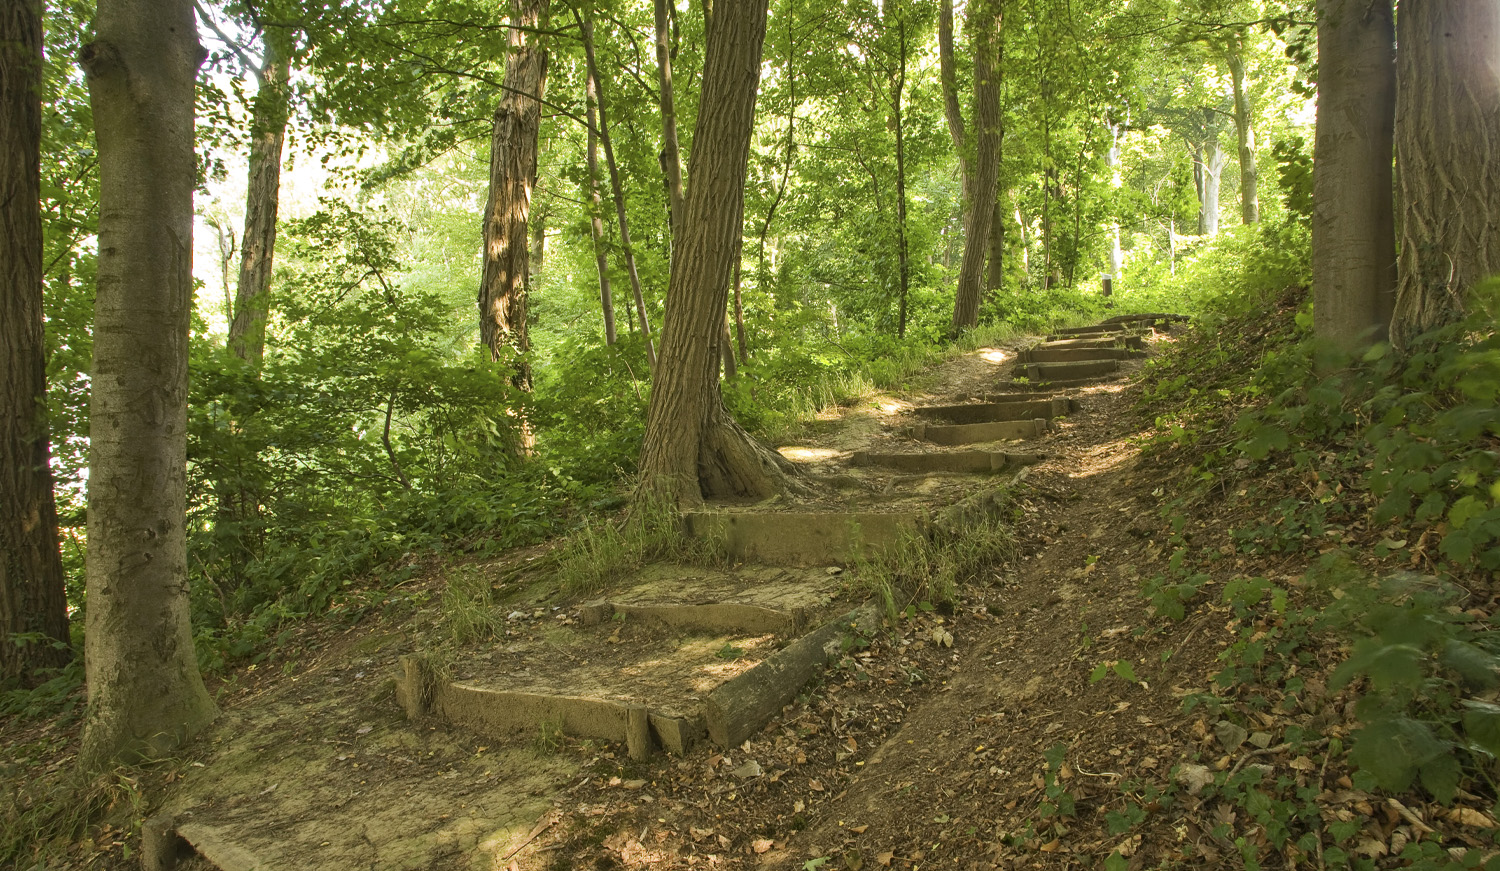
xmin=552 ymin=496 xmax=722 ymax=596
xmin=441 ymin=567 xmax=503 ymax=645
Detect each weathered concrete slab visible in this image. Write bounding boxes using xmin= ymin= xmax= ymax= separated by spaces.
xmin=913 ymin=397 xmax=1069 ymax=424
xmin=1009 ymin=374 xmax=1122 ymax=390
xmin=579 ymin=600 xmax=806 ymax=636
xmin=684 ymin=510 xmax=923 ymax=564
xmin=906 ymin=418 xmax=1049 ymax=445
xmin=1022 ymin=359 xmax=1120 ymax=381
xmin=1102 ymin=312 xmax=1188 ymax=327
xmin=705 ymin=604 xmax=881 ymax=748
xmin=849 ymin=450 xmax=1042 ymax=473
xmin=395 ymin=657 xmax=694 ymax=758
xmin=1049 ymin=324 xmax=1128 ymax=336
xmin=1017 ymin=346 xmax=1142 ymax=364
xmin=1038 ymin=334 xmax=1145 ymax=351
xmin=143 ymin=818 xmax=269 ymax=871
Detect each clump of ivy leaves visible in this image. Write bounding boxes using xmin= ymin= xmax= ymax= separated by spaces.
xmin=1121 ymin=283 xmax=1500 ymax=869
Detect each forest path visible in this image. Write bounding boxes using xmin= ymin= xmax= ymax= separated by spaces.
xmin=146 ymin=316 xmax=1192 ymax=871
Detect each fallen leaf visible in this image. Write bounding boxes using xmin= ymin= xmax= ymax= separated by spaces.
xmin=1288 ymin=756 xmax=1316 ymax=771
xmin=809 ymin=779 xmax=826 ymax=791
xmin=849 ymin=824 xmax=869 ymax=834
xmin=1449 ymin=807 xmax=1499 ymax=828
xmin=753 ymin=838 xmax=775 ymax=854
xmin=876 ymin=851 xmax=894 ymax=867
xmin=1039 ymin=839 xmax=1061 ymax=852
xmin=732 ymin=760 xmax=763 ymax=779
xmin=622 ymin=779 xmax=647 ymax=790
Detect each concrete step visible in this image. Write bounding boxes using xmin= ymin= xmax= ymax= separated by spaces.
xmin=578 ymin=599 xmax=807 ymax=636
xmin=684 ymin=510 xmax=923 ymax=565
xmin=1016 ymin=346 xmax=1143 ymax=364
xmin=849 ymin=449 xmax=1042 ymax=473
xmin=913 ymin=397 xmax=1071 ymax=424
xmin=906 ymin=417 xmax=1050 ymax=445
xmin=1101 ymin=312 xmax=1189 ymax=328
xmin=1010 ymin=374 xmax=1123 ymax=390
xmin=1019 ymin=359 xmax=1120 ymax=382
xmin=1049 ymin=324 xmax=1129 ymax=337
xmin=1037 ymin=335 xmax=1145 ymax=351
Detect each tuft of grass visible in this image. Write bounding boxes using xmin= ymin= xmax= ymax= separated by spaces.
xmin=532 ymin=718 xmax=564 ymax=756
xmin=440 ymin=566 xmax=502 ymax=645
xmin=553 ymin=495 xmax=723 ymax=596
xmin=856 ymin=484 xmax=1019 ymax=619
xmin=1 ymin=766 xmax=159 ymax=868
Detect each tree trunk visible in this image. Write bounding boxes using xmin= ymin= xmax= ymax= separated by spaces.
xmin=952 ymin=0 xmax=1002 ymax=333
xmin=938 ymin=0 xmax=970 ymax=198
xmin=2 ymin=0 xmax=72 ymax=687
xmin=226 ymin=37 xmax=291 ymax=367
xmin=78 ymin=0 xmax=216 ymax=768
xmin=584 ymin=67 xmax=617 ymax=345
xmin=893 ymin=15 xmax=912 ymax=338
xmin=477 ymin=0 xmax=548 ymax=390
xmin=637 ymin=0 xmax=793 ymax=508
xmin=578 ymin=15 xmax=656 ymax=369
xmin=1311 ymin=0 xmax=1396 ymax=350
xmin=655 ymin=0 xmax=685 ymax=246
xmin=1391 ymin=0 xmax=1500 ymax=349
xmin=1106 ymin=125 xmax=1124 ymax=284
xmin=1226 ymin=45 xmax=1259 ymax=225
xmin=1192 ymin=130 xmax=1226 ymax=237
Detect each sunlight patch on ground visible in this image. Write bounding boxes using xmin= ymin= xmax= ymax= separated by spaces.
xmin=1067 ymin=436 xmax=1138 ymax=479
xmin=874 ymin=398 xmax=910 ymax=414
xmin=779 ymin=446 xmax=843 ymax=462
xmin=979 ymin=348 xmax=1008 ymax=363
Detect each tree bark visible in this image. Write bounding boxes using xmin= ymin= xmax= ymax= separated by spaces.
xmin=578 ymin=14 xmax=656 ymax=369
xmin=1390 ymin=0 xmax=1500 ymax=349
xmin=938 ymin=0 xmax=970 ymax=198
xmin=225 ymin=36 xmax=291 ymax=367
xmin=2 ymin=0 xmax=72 ymax=687
xmin=584 ymin=68 xmax=617 ymax=345
xmin=1226 ymin=45 xmax=1259 ymax=225
xmin=637 ymin=0 xmax=794 ymax=508
xmin=78 ymin=0 xmax=216 ymax=768
xmin=1311 ymin=0 xmax=1396 ymax=350
xmin=952 ymin=0 xmax=1002 ymax=333
xmin=477 ymin=0 xmax=548 ymax=390
xmin=655 ymin=0 xmax=685 ymax=246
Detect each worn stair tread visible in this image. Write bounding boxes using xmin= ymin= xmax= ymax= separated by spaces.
xmin=905 ymin=418 xmax=1050 ymax=446
xmin=849 ymin=449 xmax=1042 ymax=473
xmin=912 ymin=397 xmax=1071 ymax=424
xmin=1016 ymin=347 xmax=1144 ymax=364
xmin=684 ymin=510 xmax=924 ymax=565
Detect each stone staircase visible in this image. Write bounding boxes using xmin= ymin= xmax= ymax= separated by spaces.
xmin=142 ymin=313 xmax=1185 ymax=871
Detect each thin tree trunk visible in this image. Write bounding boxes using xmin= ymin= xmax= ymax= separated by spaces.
xmin=655 ymin=0 xmax=685 ymax=246
xmin=892 ymin=15 xmax=912 ymax=338
xmin=1391 ymin=0 xmax=1500 ymax=349
xmin=477 ymin=0 xmax=548 ymax=391
xmin=226 ymin=37 xmax=290 ymax=367
xmin=1311 ymin=0 xmax=1396 ymax=350
xmin=1226 ymin=45 xmax=1259 ymax=225
xmin=578 ymin=14 xmax=656 ymax=369
xmin=1193 ymin=132 xmax=1226 ymax=236
xmin=2 ymin=0 xmax=72 ymax=687
xmin=585 ymin=68 xmax=617 ymax=345
xmin=637 ymin=0 xmax=794 ymax=508
xmin=78 ymin=0 xmax=216 ymax=768
xmin=952 ymin=0 xmax=1001 ymax=332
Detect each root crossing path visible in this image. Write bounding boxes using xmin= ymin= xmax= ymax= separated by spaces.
xmin=147 ymin=315 xmax=1197 ymax=871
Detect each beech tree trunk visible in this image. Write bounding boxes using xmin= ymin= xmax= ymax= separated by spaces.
xmin=478 ymin=0 xmax=548 ymax=389
xmin=78 ymin=0 xmax=216 ymax=768
xmin=637 ymin=0 xmax=794 ymax=508
xmin=1390 ymin=0 xmax=1500 ymax=349
xmin=1192 ymin=130 xmax=1226 ymax=236
xmin=2 ymin=0 xmax=72 ymax=687
xmin=226 ymin=36 xmax=291 ymax=367
xmin=1311 ymin=0 xmax=1396 ymax=350
xmin=1226 ymin=45 xmax=1259 ymax=225
xmin=952 ymin=0 xmax=1001 ymax=333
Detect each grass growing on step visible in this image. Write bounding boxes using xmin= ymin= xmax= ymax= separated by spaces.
xmin=856 ymin=486 xmax=1020 ymax=618
xmin=441 ymin=565 xmax=503 ymax=645
xmin=553 ymin=496 xmax=724 ymax=596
